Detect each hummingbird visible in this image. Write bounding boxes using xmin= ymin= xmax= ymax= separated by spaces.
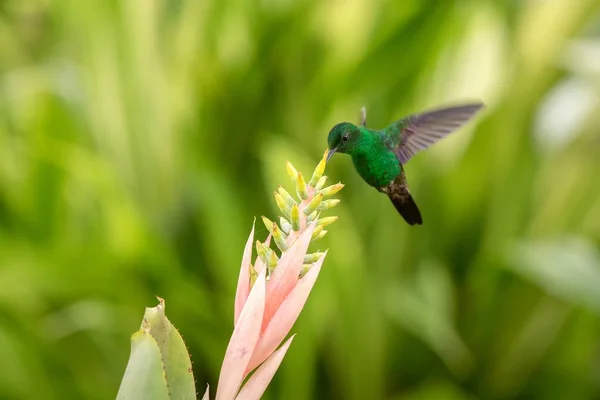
xmin=326 ymin=102 xmax=484 ymax=225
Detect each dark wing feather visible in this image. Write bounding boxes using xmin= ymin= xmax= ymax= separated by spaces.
xmin=395 ymin=103 xmax=484 ymax=164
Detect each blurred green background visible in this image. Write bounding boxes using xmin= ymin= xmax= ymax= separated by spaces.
xmin=2 ymin=0 xmax=600 ymax=399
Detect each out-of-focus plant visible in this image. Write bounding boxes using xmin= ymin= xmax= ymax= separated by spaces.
xmin=117 ymin=152 xmax=342 ymax=400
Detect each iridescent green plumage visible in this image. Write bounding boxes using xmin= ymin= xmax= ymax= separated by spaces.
xmin=326 ymin=103 xmax=484 ymax=225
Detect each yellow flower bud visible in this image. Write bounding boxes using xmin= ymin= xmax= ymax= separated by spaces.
xmin=274 ymin=192 xmax=289 ymax=217
xmin=309 ymin=151 xmax=327 ymax=186
xmin=296 ymin=172 xmax=308 ymax=200
xmin=316 ymin=216 xmax=338 ymax=227
xmin=290 ymin=203 xmax=301 ymax=231
xmin=286 ymin=161 xmax=298 ymax=181
xmin=318 ymin=183 xmax=344 ymax=197
xmin=303 ymin=193 xmax=323 ymax=215
xmin=315 ymin=176 xmax=327 ymax=191
xmin=311 ymin=225 xmax=324 ymax=240
xmin=313 ymin=229 xmax=328 ymax=241
xmin=261 ymin=216 xmax=274 ymax=234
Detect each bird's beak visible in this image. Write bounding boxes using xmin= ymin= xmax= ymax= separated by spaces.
xmin=326 ymin=148 xmax=337 ymax=163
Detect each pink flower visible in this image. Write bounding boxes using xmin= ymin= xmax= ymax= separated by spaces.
xmin=205 ymin=153 xmax=342 ymax=400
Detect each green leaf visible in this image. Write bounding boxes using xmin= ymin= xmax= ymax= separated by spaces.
xmin=117 ymin=332 xmax=169 ymax=400
xmin=117 ymin=298 xmax=195 ymax=400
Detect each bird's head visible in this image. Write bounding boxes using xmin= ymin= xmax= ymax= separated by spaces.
xmin=326 ymin=122 xmax=361 ymax=162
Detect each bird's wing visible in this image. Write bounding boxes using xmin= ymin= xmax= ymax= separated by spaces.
xmin=393 ymin=103 xmax=484 ymax=164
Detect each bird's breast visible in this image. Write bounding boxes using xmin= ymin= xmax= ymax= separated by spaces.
xmin=351 ymin=150 xmax=401 ymax=188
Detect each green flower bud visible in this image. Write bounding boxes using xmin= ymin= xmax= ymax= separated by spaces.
xmin=272 ymin=223 xmax=288 ymax=252
xmin=303 ymin=252 xmax=325 ymax=264
xmin=249 ymin=263 xmax=258 ymax=285
xmin=267 ymin=249 xmax=279 ymax=269
xmin=277 ymin=185 xmax=297 ymax=207
xmin=306 ymin=210 xmax=319 ymax=222
xmin=303 ymin=193 xmax=323 ymax=215
xmin=317 ymin=199 xmax=340 ymax=211
xmin=255 ymin=240 xmax=268 ymax=263
xmin=300 ymin=264 xmax=311 ymax=278
xmin=280 ymin=217 xmax=292 ymax=235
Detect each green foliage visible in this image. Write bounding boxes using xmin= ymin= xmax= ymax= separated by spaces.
xmin=1 ymin=0 xmax=600 ymax=399
xmin=117 ymin=299 xmax=195 ymax=400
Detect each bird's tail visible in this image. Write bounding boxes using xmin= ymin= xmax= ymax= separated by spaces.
xmin=389 ymin=193 xmax=423 ymax=225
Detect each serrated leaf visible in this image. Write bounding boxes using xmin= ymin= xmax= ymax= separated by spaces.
xmin=117 ymin=298 xmax=195 ymax=400
xmin=117 ymin=331 xmax=170 ymax=400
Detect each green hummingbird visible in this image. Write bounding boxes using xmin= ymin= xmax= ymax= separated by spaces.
xmin=326 ymin=102 xmax=484 ymax=225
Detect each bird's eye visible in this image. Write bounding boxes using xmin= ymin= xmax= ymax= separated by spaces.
xmin=342 ymin=135 xmax=348 ymax=141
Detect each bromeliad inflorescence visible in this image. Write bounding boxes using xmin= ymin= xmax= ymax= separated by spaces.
xmin=256 ymin=149 xmax=343 ymax=280
xmin=211 ymin=150 xmax=343 ymax=400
